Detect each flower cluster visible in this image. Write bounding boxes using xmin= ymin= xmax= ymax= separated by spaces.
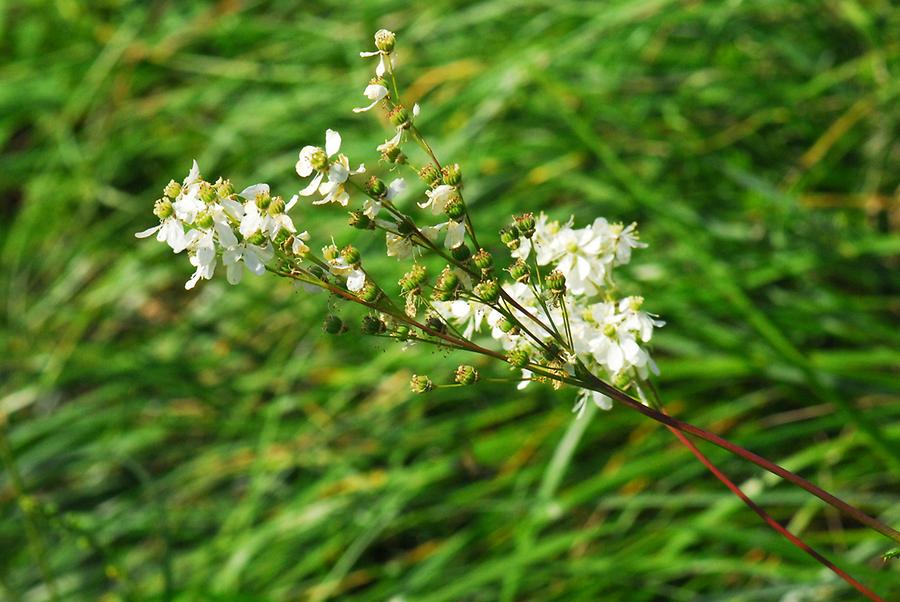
xmin=136 ymin=29 xmax=662 ymax=417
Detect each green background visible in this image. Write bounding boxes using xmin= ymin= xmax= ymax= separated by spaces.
xmin=2 ymin=1 xmax=899 ymax=600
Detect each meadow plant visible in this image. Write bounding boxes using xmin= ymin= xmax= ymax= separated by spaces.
xmin=137 ymin=29 xmax=897 ymax=600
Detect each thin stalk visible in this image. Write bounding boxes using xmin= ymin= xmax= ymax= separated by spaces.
xmin=636 ymin=384 xmax=885 ymax=602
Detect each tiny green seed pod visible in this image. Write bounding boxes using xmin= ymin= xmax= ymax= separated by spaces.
xmin=410 ymin=374 xmax=433 ymax=394
xmin=389 ymin=105 xmax=410 ymax=127
xmin=507 ymin=347 xmax=530 ymax=368
xmin=366 ymin=176 xmax=387 ymax=198
xmin=498 ymin=317 xmax=518 ymax=334
xmin=341 ymin=245 xmax=361 ymax=266
xmin=435 ymin=267 xmax=459 ymax=292
xmin=361 ymin=314 xmax=386 ymax=335
xmin=163 ymin=180 xmax=182 ymax=199
xmin=399 ymin=264 xmax=427 ymax=294
xmin=267 ymin=196 xmax=286 ymax=215
xmin=546 ymin=270 xmax=566 ymax=295
xmin=514 ymin=213 xmax=536 ymax=239
xmin=382 ymin=144 xmax=405 ymax=164
xmin=153 ymin=198 xmax=174 ymax=220
xmin=499 ymin=226 xmax=521 ymax=250
xmin=444 ymin=196 xmax=466 ymax=220
xmin=455 ymin=365 xmax=479 ymax=385
xmin=323 ymin=314 xmax=346 ymax=334
xmin=508 ymin=259 xmax=530 ymax=283
xmin=474 ymin=279 xmax=500 ymax=303
xmin=442 ymin=163 xmax=462 ymax=186
xmin=374 ymin=29 xmax=396 ymax=53
xmin=451 ymin=243 xmax=472 ymax=262
xmin=472 ymin=248 xmax=493 ymax=271
xmin=359 ymin=281 xmax=382 ymax=303
xmin=348 ymin=210 xmax=374 ymax=230
xmin=419 ymin=164 xmax=441 ymax=187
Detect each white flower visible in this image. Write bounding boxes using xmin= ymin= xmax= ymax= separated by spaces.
xmin=296 ymin=129 xmax=343 ymax=195
xmin=292 ymin=230 xmax=310 ymax=255
xmin=352 ymin=84 xmax=389 ymax=113
xmin=612 ymin=222 xmax=647 ymax=265
xmin=418 ymin=184 xmax=456 ymax=214
xmin=222 ymin=240 xmax=274 ymax=285
xmin=135 ymin=216 xmax=188 ymax=253
xmin=297 ymin=130 xmax=365 ymax=206
xmin=185 ymin=230 xmax=217 ymax=290
xmin=363 ymin=178 xmax=405 ymax=219
xmin=359 ymin=29 xmax=396 ymax=77
xmin=433 ymin=219 xmax=466 ymax=249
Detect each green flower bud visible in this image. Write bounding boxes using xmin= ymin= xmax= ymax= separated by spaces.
xmin=442 ymin=163 xmax=462 ymax=186
xmin=153 ymin=198 xmax=174 ymax=220
xmin=374 ymin=29 xmax=396 ymax=53
xmin=474 ymin=279 xmax=500 ymax=303
xmin=389 ymin=105 xmax=410 ymax=127
xmin=200 ymin=183 xmax=217 ymax=204
xmin=546 ymin=270 xmax=566 ymax=295
xmin=322 ymin=244 xmax=340 ymax=261
xmin=366 ymin=176 xmax=387 ymax=198
xmin=425 ymin=316 xmax=447 ymax=334
xmin=359 ymin=281 xmax=382 ymax=303
xmin=255 ymin=191 xmax=272 ymax=210
xmin=473 ymin=248 xmax=493 ymax=271
xmin=215 ymin=178 xmax=234 ymax=197
xmin=247 ymin=231 xmax=267 ymax=246
xmin=514 ymin=213 xmax=536 ymax=239
xmin=341 ymin=244 xmax=361 ymax=266
xmin=164 ymin=180 xmax=182 ymax=199
xmin=508 ymin=259 xmax=530 ymax=283
xmin=323 ymin=314 xmax=347 ymax=334
xmin=451 ymin=243 xmax=472 ymax=262
xmin=434 ymin=267 xmax=459 ymax=293
xmin=507 ymin=347 xmax=530 ymax=368
xmin=410 ymin=374 xmax=433 ymax=394
xmin=310 ymin=148 xmax=329 ymax=171
xmin=348 ymin=210 xmax=374 ymax=230
xmin=444 ymin=196 xmax=466 ymax=220
xmin=500 ymin=226 xmax=521 ymax=250
xmin=455 ymin=364 xmax=479 ymax=385
xmin=419 ymin=164 xmax=441 ymax=187
xmin=361 ymin=314 xmax=386 ymax=334
xmin=267 ymin=196 xmax=286 ymax=215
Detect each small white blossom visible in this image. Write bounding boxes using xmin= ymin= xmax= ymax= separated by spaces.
xmin=352 ymin=84 xmax=389 ymax=113
xmin=418 ymin=184 xmax=456 ymax=214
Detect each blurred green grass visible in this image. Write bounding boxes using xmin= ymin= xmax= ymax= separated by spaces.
xmin=2 ymin=0 xmax=899 ymax=600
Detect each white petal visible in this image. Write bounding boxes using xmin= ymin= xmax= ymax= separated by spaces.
xmin=135 ymin=224 xmax=161 ymax=238
xmin=300 ymin=172 xmax=324 ymax=196
xmin=244 ymin=250 xmax=265 ymax=275
xmin=412 ymin=103 xmax=420 ymax=117
xmin=226 ymin=261 xmax=243 ymax=285
xmin=325 ymin=129 xmax=341 ymax=157
xmin=376 ymin=55 xmax=386 ymax=77
xmin=385 ymin=178 xmax=406 ymax=200
xmin=444 ymin=220 xmax=466 ymax=249
xmin=184 ymin=160 xmax=200 ymax=187
xmin=359 ymin=50 xmax=380 ymax=57
xmin=591 ymin=391 xmax=613 ymax=410
xmin=347 ymin=269 xmax=366 ymax=292
xmin=284 ymin=194 xmax=299 ymax=211
xmin=239 ymin=183 xmax=269 ymax=200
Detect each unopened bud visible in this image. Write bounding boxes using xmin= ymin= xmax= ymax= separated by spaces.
xmin=410 ymin=374 xmax=433 ymax=394
xmin=374 ymin=29 xmax=396 ymax=53
xmin=164 ymin=180 xmax=182 ymax=199
xmin=455 ymin=365 xmax=479 ymax=385
xmin=361 ymin=314 xmax=386 ymax=334
xmin=366 ymin=176 xmax=387 ymax=198
xmin=474 ymin=279 xmax=500 ymax=303
xmin=323 ymin=315 xmax=347 ymax=335
xmin=500 ymin=226 xmax=521 ymax=250
xmin=514 ymin=213 xmax=536 ymax=239
xmin=153 ymin=198 xmax=174 ymax=219
xmin=341 ymin=245 xmax=361 ymax=266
